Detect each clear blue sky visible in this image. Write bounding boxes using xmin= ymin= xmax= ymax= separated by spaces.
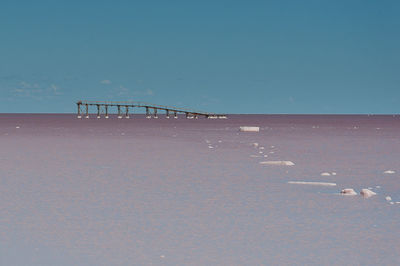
xmin=1 ymin=0 xmax=399 ymax=114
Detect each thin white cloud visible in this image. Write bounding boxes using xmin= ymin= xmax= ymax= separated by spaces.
xmin=145 ymin=89 xmax=154 ymax=96
xmin=11 ymin=81 xmax=62 ymax=99
xmin=107 ymin=85 xmax=155 ymax=100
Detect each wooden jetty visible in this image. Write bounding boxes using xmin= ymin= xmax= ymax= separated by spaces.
xmin=76 ymin=101 xmax=227 ymax=119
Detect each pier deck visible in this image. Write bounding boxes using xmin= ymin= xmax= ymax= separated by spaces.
xmin=76 ymin=101 xmax=227 ymax=119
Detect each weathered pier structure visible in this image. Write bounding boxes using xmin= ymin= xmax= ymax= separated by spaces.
xmin=76 ymin=101 xmax=227 ymax=119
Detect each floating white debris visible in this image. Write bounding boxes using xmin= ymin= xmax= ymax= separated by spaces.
xmin=252 ymin=142 xmax=259 ymax=148
xmin=376 ymin=186 xmax=381 ymax=189
xmin=360 ymin=189 xmax=377 ymax=198
xmin=383 ymin=170 xmax=396 ymax=174
xmin=390 ymin=202 xmax=394 ymax=205
xmin=259 ymin=151 xmax=263 ymax=154
xmin=331 ymin=172 xmax=337 ymax=176
xmin=218 ymin=140 xmax=222 ymax=143
xmin=15 ymin=126 xmax=20 ymax=129
xmin=264 ymin=155 xmax=268 ymax=157
xmin=208 ymin=146 xmax=214 ymax=149
xmin=321 ymin=172 xmax=331 ymax=176
xmin=341 ymin=188 xmax=357 ymax=195
xmin=240 ymin=126 xmax=260 ymax=132
xmin=270 ymin=146 xmax=275 ymax=148
xmin=260 ymin=161 xmax=295 ymax=166
xmin=396 ymin=202 xmax=400 ymax=204
xmin=288 ymin=181 xmax=336 ymax=186
xmin=259 ymin=147 xmax=265 ymax=150
xmin=385 ymin=196 xmax=392 ymax=201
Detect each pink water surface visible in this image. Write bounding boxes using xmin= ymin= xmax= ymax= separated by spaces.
xmin=0 ymin=114 xmax=399 ymax=265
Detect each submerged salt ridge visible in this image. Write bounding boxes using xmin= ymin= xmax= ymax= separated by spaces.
xmin=0 ymin=114 xmax=399 ymax=266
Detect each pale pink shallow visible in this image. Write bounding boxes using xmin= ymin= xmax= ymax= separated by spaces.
xmin=0 ymin=114 xmax=399 ymax=265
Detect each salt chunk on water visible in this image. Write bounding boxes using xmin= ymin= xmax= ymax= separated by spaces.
xmin=360 ymin=189 xmax=376 ymax=198
xmin=341 ymin=188 xmax=357 ymax=195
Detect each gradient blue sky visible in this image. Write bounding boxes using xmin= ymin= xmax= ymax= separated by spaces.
xmin=1 ymin=0 xmax=399 ymax=114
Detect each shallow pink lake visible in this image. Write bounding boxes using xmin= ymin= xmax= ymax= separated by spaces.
xmin=0 ymin=114 xmax=399 ymax=265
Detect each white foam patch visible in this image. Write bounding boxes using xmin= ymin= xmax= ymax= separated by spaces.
xmin=15 ymin=126 xmax=20 ymax=129
xmin=260 ymin=161 xmax=295 ymax=166
xmin=321 ymin=172 xmax=331 ymax=176
xmin=331 ymin=172 xmax=337 ymax=176
xmin=288 ymin=181 xmax=337 ymax=186
xmin=385 ymin=196 xmax=392 ymax=201
xmin=240 ymin=126 xmax=260 ymax=132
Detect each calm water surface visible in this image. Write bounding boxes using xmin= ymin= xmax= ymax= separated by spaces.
xmin=0 ymin=114 xmax=399 ymax=265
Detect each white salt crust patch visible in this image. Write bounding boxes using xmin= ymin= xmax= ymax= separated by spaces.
xmin=383 ymin=170 xmax=396 ymax=174
xmin=288 ymin=181 xmax=337 ymax=186
xmin=260 ymin=161 xmax=295 ymax=166
xmin=239 ymin=126 xmax=259 ymax=132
